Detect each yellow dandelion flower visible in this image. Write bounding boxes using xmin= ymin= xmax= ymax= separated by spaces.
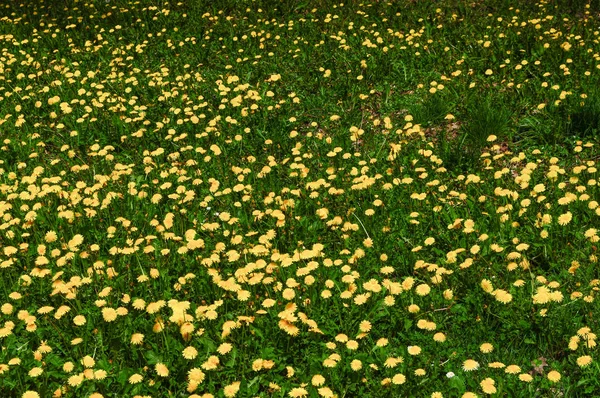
xmin=505 ymin=365 xmax=521 ymax=374
xmin=129 ymin=374 xmax=143 ymax=384
xmin=68 ymin=374 xmax=84 ymax=387
xmin=519 ymin=373 xmax=533 ymax=382
xmin=289 ymin=387 xmax=309 ymax=397
xmin=131 ymin=333 xmax=144 ymax=345
xmin=350 ymin=360 xmax=362 ymax=371
xmin=433 ymin=332 xmax=446 ymax=342
xmin=224 ymin=381 xmax=241 ymax=397
xmin=463 ymin=359 xmax=480 ymax=371
xmin=577 ymin=355 xmax=592 ymax=367
xmin=547 ymin=370 xmax=561 ymax=382
xmin=217 ymin=343 xmax=233 ymax=355
xmin=312 ymin=374 xmax=326 ymax=386
xmin=480 ymin=378 xmax=496 ymax=394
xmin=155 ymin=363 xmax=169 ymax=377
xmin=22 ymin=392 xmax=40 ymax=398
xmin=188 ymin=369 xmax=206 ymax=387
xmin=318 ymin=387 xmax=334 ymax=397
xmin=407 ymin=346 xmax=421 ymax=355
xmin=480 ymin=279 xmax=494 ymax=293
xmin=101 ymin=308 xmax=117 ymax=322
xmin=558 ymin=212 xmax=572 ymax=226
xmin=392 ymin=373 xmax=406 ymax=384
xmin=202 ymin=355 xmax=220 ymax=370
xmin=183 ymin=346 xmax=198 ymax=360
xmin=28 ymin=367 xmax=43 ymax=377
xmin=415 ymin=284 xmax=431 ymax=296
xmin=346 ymin=340 xmax=359 ymax=350
xmin=479 ymin=343 xmax=494 ymax=353
xmin=359 ymin=320 xmax=372 ymax=333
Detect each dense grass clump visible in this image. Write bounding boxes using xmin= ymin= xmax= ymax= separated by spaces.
xmin=0 ymin=1 xmax=600 ymax=397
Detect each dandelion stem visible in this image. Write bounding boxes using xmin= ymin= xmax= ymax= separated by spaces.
xmin=352 ymin=212 xmax=371 ymax=240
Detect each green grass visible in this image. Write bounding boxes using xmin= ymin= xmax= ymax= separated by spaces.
xmin=0 ymin=0 xmax=600 ymax=397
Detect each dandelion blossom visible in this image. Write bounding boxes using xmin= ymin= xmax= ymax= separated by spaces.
xmin=558 ymin=212 xmax=572 ymax=226
xmin=463 ymin=359 xmax=480 ymax=371
xmin=415 ymin=284 xmax=431 ymax=296
xmin=155 ymin=363 xmax=169 ymax=377
xmin=131 ymin=333 xmax=144 ymax=345
xmin=392 ymin=373 xmax=406 ymax=384
xmin=480 ymin=378 xmax=496 ymax=394
xmin=224 ymin=381 xmax=241 ymax=397
xmin=289 ymin=387 xmax=309 ymax=397
xmin=182 ymin=346 xmax=198 ymax=360
xmin=547 ymin=370 xmax=561 ymax=382
xmin=101 ymin=308 xmax=117 ymax=322
xmin=28 ymin=367 xmax=43 ymax=377
xmin=577 ymin=355 xmax=592 ymax=367
xmin=519 ymin=374 xmax=533 ymax=382
xmin=312 ymin=374 xmax=326 ymax=386
xmin=129 ymin=374 xmax=143 ymax=384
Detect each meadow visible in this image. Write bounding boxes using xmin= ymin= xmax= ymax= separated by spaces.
xmin=1 ymin=0 xmax=600 ymax=396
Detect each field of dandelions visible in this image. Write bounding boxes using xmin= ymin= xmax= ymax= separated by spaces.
xmin=2 ymin=0 xmax=600 ymax=397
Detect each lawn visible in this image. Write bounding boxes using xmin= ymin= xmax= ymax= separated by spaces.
xmin=1 ymin=0 xmax=600 ymax=397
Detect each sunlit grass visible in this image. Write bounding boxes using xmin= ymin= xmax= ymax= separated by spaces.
xmin=0 ymin=0 xmax=600 ymax=397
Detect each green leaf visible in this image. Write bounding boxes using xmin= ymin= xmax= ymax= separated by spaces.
xmin=144 ymin=350 xmax=162 ymax=365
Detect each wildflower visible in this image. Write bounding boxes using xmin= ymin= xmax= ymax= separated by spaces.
xmin=224 ymin=381 xmax=241 ymax=397
xmin=217 ymin=343 xmax=233 ymax=355
xmin=101 ymin=308 xmax=117 ymax=322
xmin=558 ymin=212 xmax=572 ymax=226
xmin=182 ymin=346 xmax=198 ymax=360
xmin=463 ymin=359 xmax=480 ymax=371
xmin=312 ymin=374 xmax=326 ymax=386
xmin=131 ymin=333 xmax=144 ymax=345
xmin=577 ymin=355 xmax=592 ymax=367
xmin=519 ymin=374 xmax=533 ymax=382
xmin=392 ymin=373 xmax=406 ymax=384
xmin=155 ymin=363 xmax=169 ymax=377
xmin=480 ymin=378 xmax=496 ymax=394
xmin=289 ymin=387 xmax=308 ymax=397
xmin=547 ymin=370 xmax=561 ymax=382
xmin=28 ymin=367 xmax=43 ymax=377
xmin=479 ymin=343 xmax=494 ymax=353
xmin=350 ymin=360 xmax=362 ymax=371
xmin=68 ymin=374 xmax=84 ymax=387
xmin=433 ymin=332 xmax=446 ymax=342
xmin=129 ymin=374 xmax=143 ymax=384
xmin=415 ymin=284 xmax=431 ymax=296
xmin=188 ymin=368 xmax=205 ymax=383
xmin=22 ymin=392 xmax=40 ymax=398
